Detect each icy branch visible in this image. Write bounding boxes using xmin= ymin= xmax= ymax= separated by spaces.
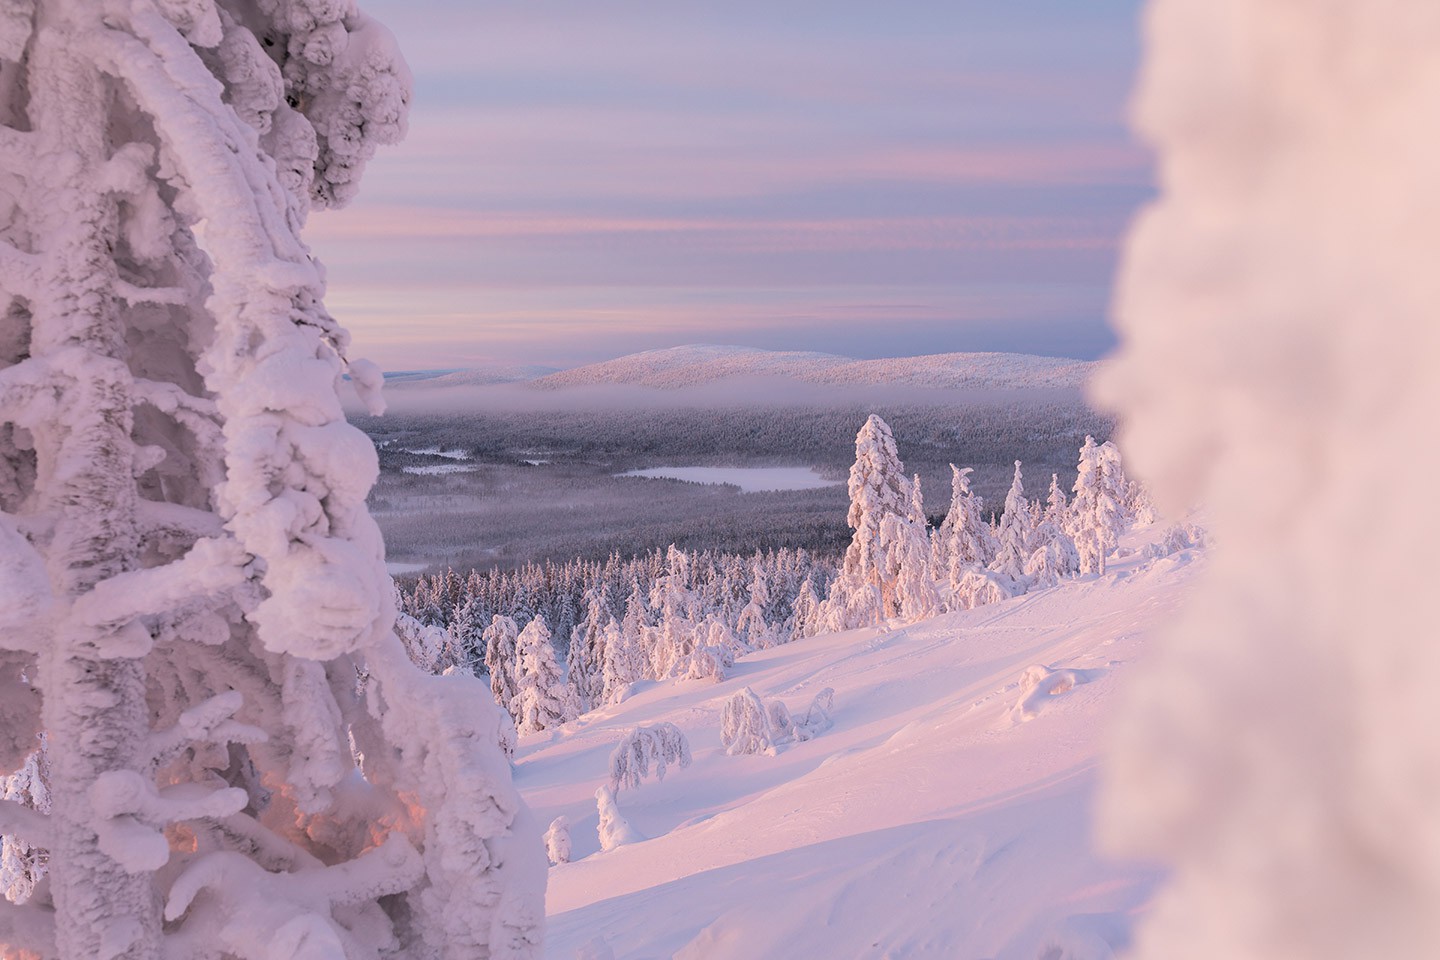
xmin=137 ymin=500 xmax=226 ymax=543
xmin=90 ymin=770 xmax=248 ymax=873
xmin=145 ymin=690 xmax=267 ymax=775
xmin=0 ymin=795 xmax=52 ymax=847
xmin=163 ymin=833 xmax=425 ymax=955
xmin=72 ymin=537 xmax=250 ymax=633
xmin=0 ymin=511 xmax=53 ymax=645
xmin=0 ymin=899 xmax=56 ymax=960
xmin=115 ymin=278 xmax=188 ymax=306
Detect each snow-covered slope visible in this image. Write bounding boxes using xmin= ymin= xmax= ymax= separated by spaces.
xmin=518 ymin=528 xmax=1200 ymax=959
xmin=528 ymin=345 xmax=1095 ymax=392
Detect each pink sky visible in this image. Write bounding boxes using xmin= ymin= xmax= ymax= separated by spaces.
xmin=312 ymin=1 xmax=1150 ymax=371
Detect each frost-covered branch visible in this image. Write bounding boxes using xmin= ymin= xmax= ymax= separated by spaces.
xmin=90 ymin=770 xmax=248 ymax=873
xmin=0 ymin=795 xmax=52 ymax=847
xmin=113 ymin=278 xmax=188 ymax=306
xmin=71 ymin=537 xmax=249 ymax=633
xmin=144 ymin=691 xmax=267 ymax=776
xmin=163 ymin=833 xmax=424 ymax=958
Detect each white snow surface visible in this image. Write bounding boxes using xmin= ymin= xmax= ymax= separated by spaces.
xmin=617 ymin=466 xmax=841 ymax=493
xmin=520 ymin=528 xmax=1198 ymax=959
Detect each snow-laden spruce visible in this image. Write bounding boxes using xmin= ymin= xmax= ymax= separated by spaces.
xmin=822 ymin=415 xmax=931 ymax=630
xmin=0 ymin=4 xmax=543 ymax=957
xmin=511 ymin=616 xmax=578 ymax=736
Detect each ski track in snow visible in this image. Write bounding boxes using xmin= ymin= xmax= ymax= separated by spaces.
xmin=518 ymin=528 xmax=1199 ymax=959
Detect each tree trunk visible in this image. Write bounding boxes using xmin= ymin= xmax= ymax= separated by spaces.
xmin=27 ymin=8 xmax=159 ymax=958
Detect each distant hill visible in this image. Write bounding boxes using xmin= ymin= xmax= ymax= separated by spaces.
xmin=384 ymin=363 xmax=560 ymax=388
xmin=528 ymin=344 xmax=1095 ymax=391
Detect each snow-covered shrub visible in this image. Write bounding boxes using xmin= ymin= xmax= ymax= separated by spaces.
xmin=720 ymin=686 xmax=836 ymax=756
xmin=1143 ymin=522 xmax=1207 ymax=560
xmin=544 ymin=816 xmax=571 ymax=866
xmin=0 ymin=4 xmax=543 ymax=955
xmin=594 ymin=785 xmax=645 ymax=853
xmin=799 ymin=688 xmax=836 ymax=735
xmin=1025 ymin=538 xmax=1080 ymax=589
xmin=721 ymin=688 xmax=777 ymax=756
xmin=951 ymin=568 xmax=1017 ymax=611
xmin=608 ymin=723 xmax=692 ymax=792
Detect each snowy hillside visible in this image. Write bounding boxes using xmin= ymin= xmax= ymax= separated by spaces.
xmin=518 ymin=526 xmax=1200 ymax=959
xmin=528 ymin=345 xmax=1095 ymax=392
xmin=529 ymin=345 xmax=850 ymax=389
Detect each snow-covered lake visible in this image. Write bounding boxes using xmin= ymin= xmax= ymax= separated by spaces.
xmin=618 ymin=466 xmax=841 ymax=493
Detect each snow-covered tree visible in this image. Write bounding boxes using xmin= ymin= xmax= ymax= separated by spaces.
xmin=788 ymin=576 xmax=822 ymax=640
xmin=599 ymin=582 xmax=648 ymax=704
xmin=510 ymin=616 xmax=577 ymax=736
xmin=543 ymin=816 xmax=571 ymax=866
xmin=647 ymin=545 xmax=702 ymax=679
xmin=567 ymin=584 xmax=610 ymax=713
xmin=483 ymin=614 xmax=522 ymax=720
xmin=608 ymin=723 xmax=691 ymax=793
xmin=823 ymin=415 xmax=917 ymax=628
xmin=885 ymin=474 xmax=940 ymax=622
xmin=934 ymin=465 xmax=995 ymax=580
xmin=735 ymin=556 xmax=777 ymax=650
xmin=992 ymin=461 xmax=1035 ymax=581
xmin=0 ymin=3 xmax=542 ymax=958
xmin=1070 ymin=436 xmax=1128 ymax=575
xmin=395 ymin=611 xmax=448 ymax=674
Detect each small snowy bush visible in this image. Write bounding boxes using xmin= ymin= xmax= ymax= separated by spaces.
xmin=595 ymin=785 xmax=646 ymax=852
xmin=720 ymin=686 xmax=836 ymax=756
xmin=608 ymin=723 xmax=693 ymax=793
xmin=544 ymin=816 xmax=572 ymax=866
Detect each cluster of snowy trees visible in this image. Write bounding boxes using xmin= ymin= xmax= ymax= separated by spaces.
xmin=390 ymin=416 xmax=1148 ymax=755
xmin=0 ymin=3 xmax=545 ymax=958
xmin=400 ymin=545 xmax=834 ymax=662
xmin=821 ymin=416 xmax=1151 ymax=631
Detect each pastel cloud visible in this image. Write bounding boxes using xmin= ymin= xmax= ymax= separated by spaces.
xmin=315 ymin=0 xmax=1148 ymax=370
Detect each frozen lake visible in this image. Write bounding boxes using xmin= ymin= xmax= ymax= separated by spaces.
xmin=618 ymin=466 xmax=841 ymax=493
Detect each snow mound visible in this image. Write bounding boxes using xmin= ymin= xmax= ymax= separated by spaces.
xmin=1011 ymin=665 xmax=1103 ymax=724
